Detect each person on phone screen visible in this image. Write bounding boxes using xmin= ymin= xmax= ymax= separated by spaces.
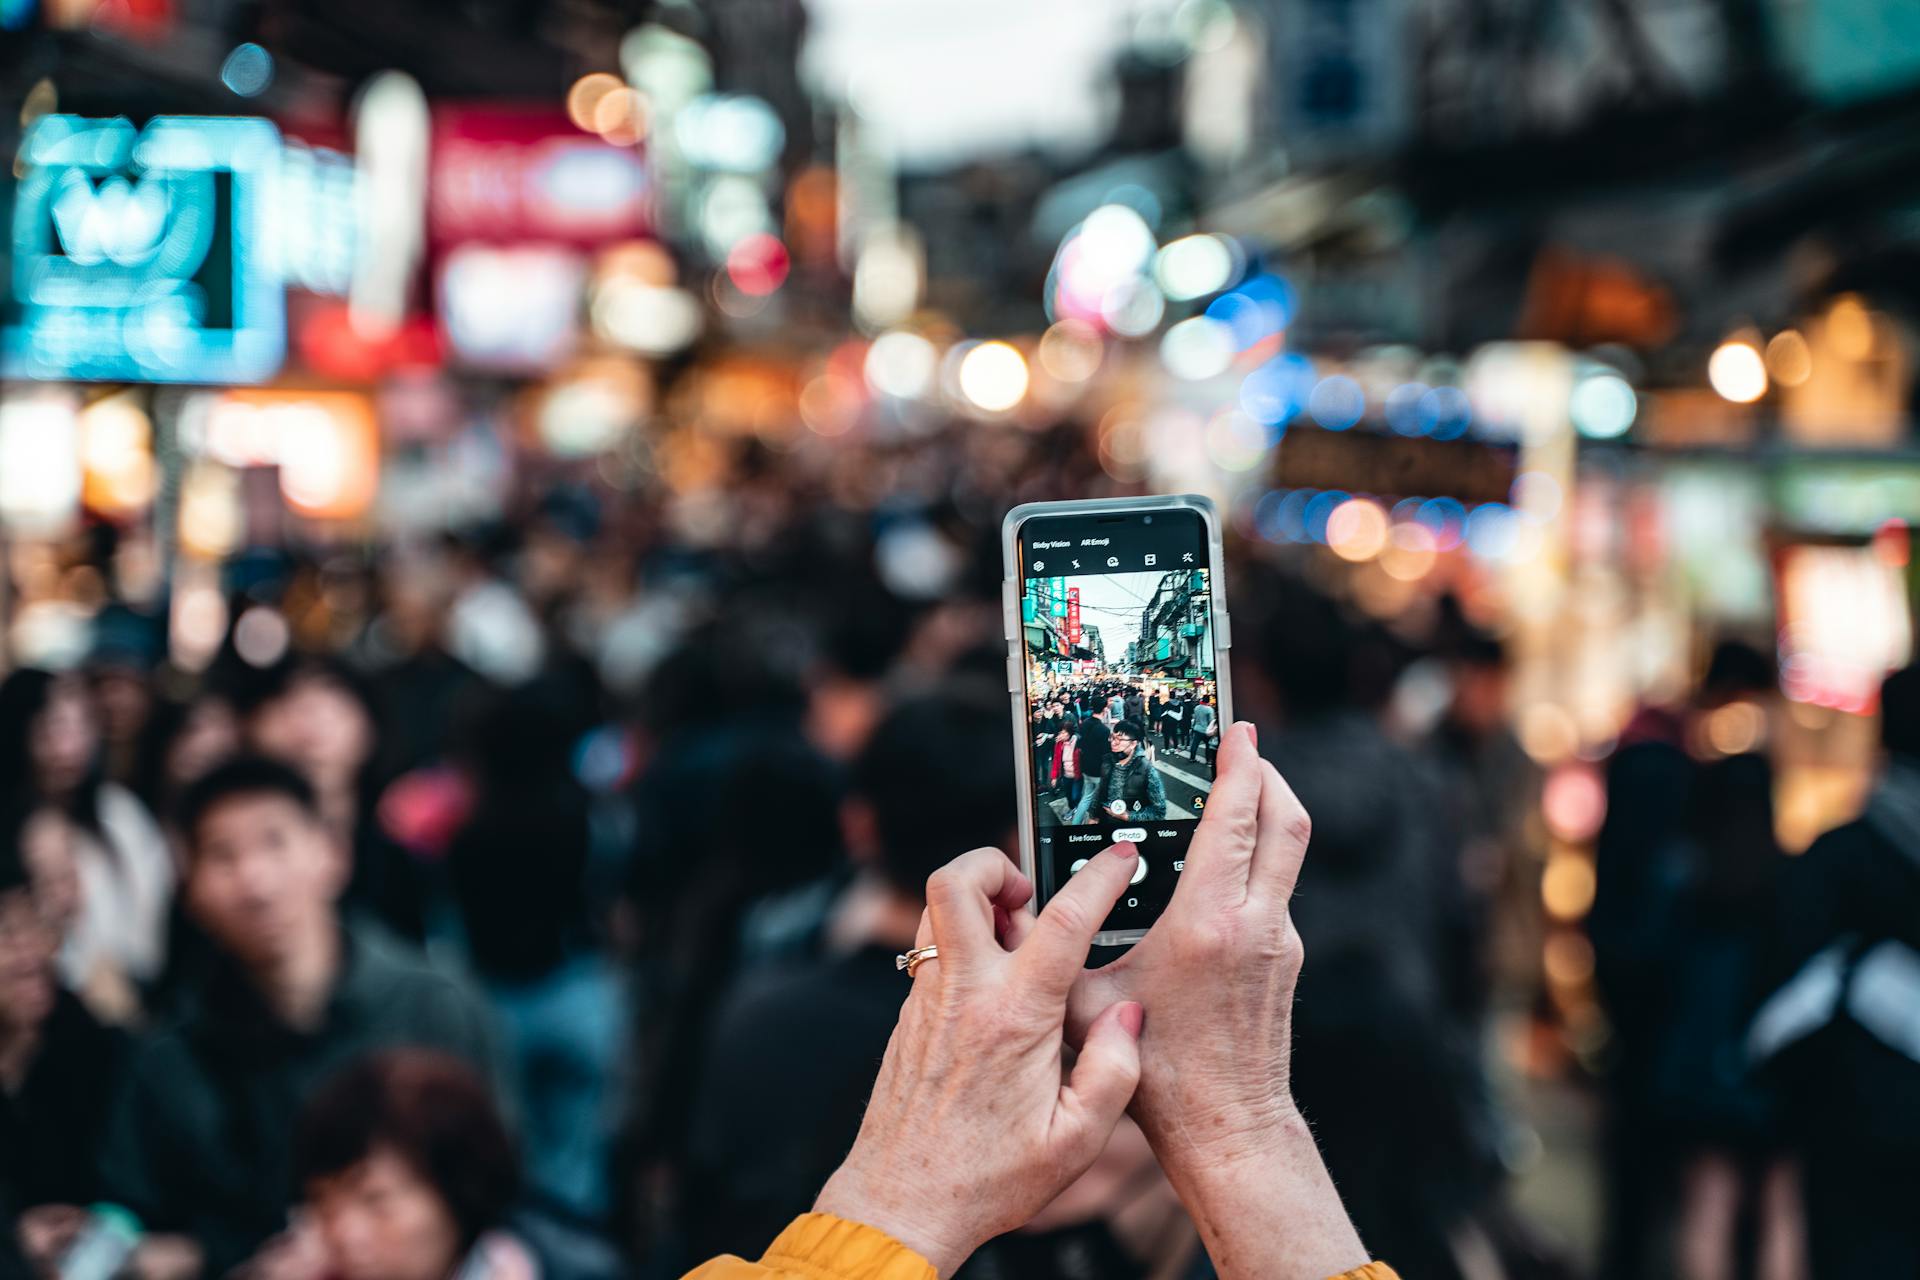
xmin=1070 ymin=714 xmax=1112 ymax=825
xmin=1090 ymin=721 xmax=1167 ymax=825
xmin=1189 ymin=698 xmax=1216 ymax=764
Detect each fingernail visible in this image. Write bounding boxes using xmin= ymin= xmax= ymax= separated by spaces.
xmin=1119 ymin=1001 xmax=1145 ymax=1039
xmin=1110 ymin=841 xmax=1139 ymax=858
xmin=1246 ymin=722 xmax=1258 ymax=749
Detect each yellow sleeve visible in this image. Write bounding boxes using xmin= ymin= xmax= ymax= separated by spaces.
xmin=678 ymin=1214 xmax=1397 ymax=1280
xmin=680 ymin=1214 xmax=937 ymax=1280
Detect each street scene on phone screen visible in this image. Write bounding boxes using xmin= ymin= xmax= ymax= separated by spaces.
xmin=1022 ymin=568 xmax=1219 ymax=827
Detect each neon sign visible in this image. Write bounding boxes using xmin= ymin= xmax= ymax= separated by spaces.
xmin=4 ymin=115 xmax=285 ymax=383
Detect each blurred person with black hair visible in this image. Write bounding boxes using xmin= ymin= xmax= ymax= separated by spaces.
xmin=293 ymin=1049 xmax=618 ymax=1280
xmin=1419 ymin=630 xmax=1538 ymax=1041
xmin=245 ymin=659 xmax=426 ymax=940
xmin=1590 ymin=639 xmax=1779 ymax=1280
xmin=1753 ymin=661 xmax=1920 ymax=1276
xmin=0 ymin=669 xmax=170 ymax=1023
xmin=97 ymin=756 xmax=499 ymax=1279
xmin=680 ymin=682 xmax=1208 ymax=1280
xmin=618 ymin=616 xmax=846 ymax=1259
xmin=134 ymin=691 xmax=243 ymax=824
xmin=1070 ymin=710 xmax=1113 ymax=824
xmin=0 ymin=818 xmax=128 ymax=1279
xmin=446 ymin=688 xmax=621 ymax=1224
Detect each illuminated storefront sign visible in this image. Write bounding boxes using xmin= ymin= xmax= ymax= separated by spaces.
xmin=1067 ymin=587 xmax=1081 ymax=647
xmin=430 ymin=107 xmax=651 ymax=247
xmin=4 ymin=115 xmax=285 ymax=383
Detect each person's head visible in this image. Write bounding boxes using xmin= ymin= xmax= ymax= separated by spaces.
xmin=0 ymin=669 xmax=99 ymax=803
xmin=176 ymin=755 xmax=345 ymax=973
xmin=0 ymin=841 xmax=56 ymax=1035
xmin=247 ymin=661 xmax=376 ymax=796
xmin=165 ymin=694 xmax=243 ymax=795
xmin=1698 ymin=638 xmax=1776 ymax=710
xmin=849 ymin=681 xmax=1016 ymax=900
xmin=1447 ymin=631 xmax=1511 ymax=736
xmin=1111 ymin=719 xmax=1145 ymax=761
xmin=12 ymin=804 xmax=80 ymax=940
xmin=1883 ymin=662 xmax=1920 ymax=764
xmin=295 ymin=1050 xmax=518 ymax=1280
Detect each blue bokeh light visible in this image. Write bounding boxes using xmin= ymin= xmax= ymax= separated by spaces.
xmin=1308 ymin=375 xmax=1365 ymax=431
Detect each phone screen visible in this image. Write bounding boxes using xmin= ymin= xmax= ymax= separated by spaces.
xmin=1014 ymin=506 xmax=1222 ymax=937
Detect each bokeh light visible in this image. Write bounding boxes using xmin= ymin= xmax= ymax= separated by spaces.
xmin=725 ymin=234 xmax=790 ymax=296
xmin=1708 ymin=339 xmax=1768 ymax=403
xmin=1765 ymin=329 xmax=1813 ymax=386
xmin=958 ymin=341 xmax=1029 ymax=413
xmin=1154 ymin=233 xmax=1240 ymax=300
xmin=1307 ymin=374 xmax=1365 ymax=430
xmin=567 ymin=73 xmax=626 ymax=132
xmin=220 ymin=44 xmax=274 ymax=97
xmin=1037 ymin=321 xmax=1104 ymax=383
xmin=865 ymin=331 xmax=938 ymax=400
xmin=1326 ymin=498 xmax=1390 ymax=561
xmin=1569 ymin=372 xmax=1637 ymax=438
xmin=1160 ymin=316 xmax=1236 ymax=380
xmin=1203 ymin=409 xmax=1269 ymax=471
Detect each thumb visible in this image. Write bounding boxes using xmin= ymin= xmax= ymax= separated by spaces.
xmin=1056 ymin=1000 xmax=1145 ymax=1163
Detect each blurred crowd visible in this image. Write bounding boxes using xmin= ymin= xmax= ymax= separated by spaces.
xmin=1 ymin=421 xmax=1917 ymax=1280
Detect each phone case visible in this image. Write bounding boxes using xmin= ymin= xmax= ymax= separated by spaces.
xmin=1000 ymin=494 xmax=1234 ymax=946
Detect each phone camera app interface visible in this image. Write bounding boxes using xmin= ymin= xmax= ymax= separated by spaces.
xmin=1018 ymin=509 xmax=1220 ymax=935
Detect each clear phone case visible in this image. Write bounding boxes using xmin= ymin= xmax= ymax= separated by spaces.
xmin=1000 ymin=494 xmax=1233 ymax=947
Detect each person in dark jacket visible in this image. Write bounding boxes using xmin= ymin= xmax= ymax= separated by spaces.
xmin=1754 ymin=661 xmax=1920 ymax=1276
xmin=97 ymin=757 xmax=499 ymax=1279
xmin=1089 ymin=720 xmax=1168 ymax=823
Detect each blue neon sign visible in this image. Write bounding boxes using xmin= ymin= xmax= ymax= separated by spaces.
xmin=4 ymin=115 xmax=286 ymax=384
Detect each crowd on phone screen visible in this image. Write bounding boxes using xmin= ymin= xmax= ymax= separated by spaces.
xmin=1029 ymin=681 xmax=1217 ymax=827
xmin=1 ymin=432 xmax=1917 ymax=1280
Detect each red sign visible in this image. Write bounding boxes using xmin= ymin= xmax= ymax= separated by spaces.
xmin=430 ymin=106 xmax=651 ymax=249
xmin=1067 ymin=588 xmax=1081 ymax=647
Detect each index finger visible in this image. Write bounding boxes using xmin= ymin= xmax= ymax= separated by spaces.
xmin=923 ymin=846 xmax=1033 ymax=974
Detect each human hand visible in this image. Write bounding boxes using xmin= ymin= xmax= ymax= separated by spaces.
xmin=16 ymin=1204 xmax=85 ymax=1276
xmin=1046 ymin=722 xmax=1368 ymax=1278
xmin=814 ymin=845 xmax=1147 ymax=1277
xmin=1057 ymin=722 xmax=1304 ymax=1162
xmin=125 ymin=1235 xmax=205 ymax=1280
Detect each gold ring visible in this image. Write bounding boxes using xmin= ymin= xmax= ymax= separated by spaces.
xmin=895 ymin=945 xmax=938 ymax=977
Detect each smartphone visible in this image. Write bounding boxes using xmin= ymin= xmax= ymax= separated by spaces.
xmin=1002 ymin=495 xmax=1232 ymax=947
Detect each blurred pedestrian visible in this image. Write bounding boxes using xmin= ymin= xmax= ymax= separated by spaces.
xmin=97 ymin=756 xmax=500 ymax=1278
xmin=246 ymin=660 xmax=426 ymax=939
xmin=447 ymin=689 xmax=622 ymax=1224
xmin=1754 ymin=661 xmax=1920 ymax=1276
xmin=0 ymin=669 xmax=170 ymax=1023
xmin=293 ymin=1050 xmax=619 ymax=1280
xmin=0 ymin=827 xmax=128 ymax=1278
xmin=1589 ymin=639 xmax=1778 ymax=1280
xmin=1187 ymin=697 xmax=1216 ymax=765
